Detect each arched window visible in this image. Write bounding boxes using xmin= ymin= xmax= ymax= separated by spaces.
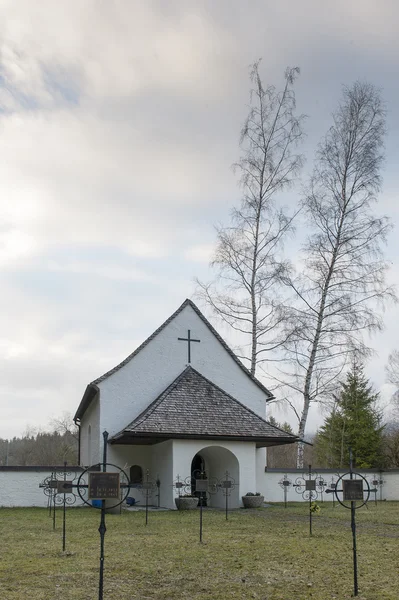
xmin=130 ymin=465 xmax=143 ymax=486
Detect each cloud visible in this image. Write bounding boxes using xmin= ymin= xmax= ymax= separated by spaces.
xmin=184 ymin=244 xmax=215 ymax=263
xmin=0 ymin=0 xmax=399 ymax=439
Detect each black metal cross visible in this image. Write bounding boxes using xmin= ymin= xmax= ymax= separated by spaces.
xmin=178 ymin=329 xmax=200 ymax=363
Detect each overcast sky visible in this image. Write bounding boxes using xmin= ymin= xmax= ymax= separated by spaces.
xmin=0 ymin=0 xmax=399 ymax=439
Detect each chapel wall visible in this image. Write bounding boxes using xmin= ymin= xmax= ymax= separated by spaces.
xmin=80 ymin=392 xmax=100 ymax=466
xmin=107 ymin=444 xmax=156 ymax=506
xmin=98 ymin=305 xmax=268 ymax=440
xmin=151 ymin=440 xmax=173 ymax=508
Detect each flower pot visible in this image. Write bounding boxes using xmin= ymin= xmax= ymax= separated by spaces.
xmin=242 ymin=495 xmax=264 ymax=508
xmin=175 ymin=497 xmax=199 ymax=510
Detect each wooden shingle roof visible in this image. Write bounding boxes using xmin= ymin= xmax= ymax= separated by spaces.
xmin=110 ymin=366 xmax=297 ymax=447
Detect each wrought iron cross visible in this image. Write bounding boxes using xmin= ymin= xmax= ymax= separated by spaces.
xmin=178 ymin=329 xmax=200 ymax=363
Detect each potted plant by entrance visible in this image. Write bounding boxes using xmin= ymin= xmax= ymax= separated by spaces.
xmin=175 ymin=495 xmax=199 ymax=510
xmin=241 ymin=492 xmax=264 ymax=508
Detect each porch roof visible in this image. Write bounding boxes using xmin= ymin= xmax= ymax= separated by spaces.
xmin=109 ymin=366 xmax=298 ymax=448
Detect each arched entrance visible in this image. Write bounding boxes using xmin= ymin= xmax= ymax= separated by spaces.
xmin=190 ymin=446 xmax=240 ymax=509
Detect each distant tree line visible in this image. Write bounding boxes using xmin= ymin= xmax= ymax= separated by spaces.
xmin=0 ymin=413 xmax=78 ymax=466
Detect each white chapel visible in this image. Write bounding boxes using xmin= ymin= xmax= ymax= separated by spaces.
xmin=74 ymin=299 xmax=297 ymax=509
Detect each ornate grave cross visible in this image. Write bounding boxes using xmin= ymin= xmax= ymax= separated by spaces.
xmin=369 ymin=472 xmax=384 ymax=505
xmin=315 ymin=475 xmax=327 ymax=503
xmin=53 ymin=462 xmax=79 ymax=551
xmin=218 ymin=470 xmax=237 ymax=520
xmin=328 ymin=475 xmax=339 ymax=508
xmin=278 ymin=473 xmax=292 ymax=508
xmin=39 ymin=469 xmax=58 ymax=530
xmin=155 ymin=476 xmax=161 ymax=508
xmin=138 ymin=469 xmax=158 ymax=526
xmin=293 ymin=465 xmax=323 ymax=536
xmin=325 ymin=449 xmax=372 ymax=597
xmin=173 ymin=474 xmax=190 ymax=498
xmin=178 ymin=329 xmax=200 ymax=363
xmin=76 ymin=431 xmax=131 ymax=600
xmin=194 ymin=470 xmax=218 ymax=542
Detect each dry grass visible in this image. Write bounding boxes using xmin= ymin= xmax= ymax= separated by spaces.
xmin=0 ymin=502 xmax=398 ymax=600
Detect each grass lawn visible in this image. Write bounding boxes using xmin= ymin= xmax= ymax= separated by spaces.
xmin=0 ymin=502 xmax=398 ymax=600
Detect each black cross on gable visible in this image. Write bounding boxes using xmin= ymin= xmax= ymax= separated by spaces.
xmin=178 ymin=329 xmax=200 ymax=363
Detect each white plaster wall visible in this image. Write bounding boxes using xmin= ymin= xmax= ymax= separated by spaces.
xmin=256 ymin=448 xmax=267 ymax=494
xmin=80 ymin=392 xmax=100 ymax=466
xmin=0 ymin=469 xmax=83 ymax=507
xmin=259 ymin=469 xmax=399 ymax=503
xmin=107 ymin=444 xmax=156 ymax=506
xmin=106 ymin=441 xmax=174 ymax=508
xmin=172 ymin=439 xmax=257 ymax=509
xmin=151 ymin=440 xmax=174 ymax=508
xmin=380 ymin=471 xmax=399 ymax=501
xmin=97 ymin=304 xmax=268 ymax=440
xmin=2 ymin=468 xmax=399 ymax=507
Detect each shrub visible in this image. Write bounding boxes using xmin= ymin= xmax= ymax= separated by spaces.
xmin=310 ymin=501 xmax=321 ymax=514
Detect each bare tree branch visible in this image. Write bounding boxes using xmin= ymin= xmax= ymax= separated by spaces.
xmin=281 ymin=81 xmax=396 ymax=467
xmin=196 ymin=61 xmax=306 ymax=375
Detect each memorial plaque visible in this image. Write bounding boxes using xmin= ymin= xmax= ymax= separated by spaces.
xmin=221 ymin=480 xmax=232 ymax=489
xmin=283 ymin=480 xmax=290 ymax=487
xmin=305 ymin=480 xmax=316 ymax=491
xmin=343 ymin=479 xmax=364 ymax=501
xmin=89 ymin=472 xmax=120 ymax=499
xmin=195 ymin=479 xmax=208 ymax=492
xmin=57 ymin=481 xmax=73 ymax=494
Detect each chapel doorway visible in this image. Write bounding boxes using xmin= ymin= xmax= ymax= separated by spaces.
xmin=190 ymin=446 xmax=240 ymax=509
xmin=191 ymin=453 xmax=207 ymax=506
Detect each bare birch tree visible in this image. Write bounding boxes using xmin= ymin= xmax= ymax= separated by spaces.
xmin=386 ymin=350 xmax=399 ymax=388
xmin=279 ymin=81 xmax=396 ymax=467
xmin=386 ymin=350 xmax=399 ymax=419
xmin=197 ymin=61 xmax=306 ymax=375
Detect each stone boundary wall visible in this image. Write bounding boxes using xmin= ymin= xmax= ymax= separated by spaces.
xmin=0 ymin=466 xmax=83 ymax=508
xmin=1 ymin=466 xmax=399 ymax=507
xmin=260 ymin=468 xmax=399 ymax=503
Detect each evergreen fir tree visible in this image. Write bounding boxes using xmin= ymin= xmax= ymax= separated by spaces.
xmin=314 ymin=361 xmax=385 ymax=468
